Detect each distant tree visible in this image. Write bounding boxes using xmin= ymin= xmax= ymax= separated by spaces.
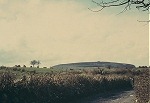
xmin=30 ymin=60 xmax=37 ymax=67
xmin=37 ymin=60 xmax=41 ymax=68
xmin=23 ymin=65 xmax=26 ymax=68
xmin=15 ymin=65 xmax=21 ymax=67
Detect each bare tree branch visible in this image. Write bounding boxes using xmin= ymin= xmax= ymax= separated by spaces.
xmin=90 ymin=0 xmax=150 ymax=12
xmin=137 ymin=20 xmax=150 ymax=22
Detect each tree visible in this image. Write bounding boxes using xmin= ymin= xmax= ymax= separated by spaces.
xmin=37 ymin=60 xmax=41 ymax=68
xmin=30 ymin=60 xmax=37 ymax=67
xmin=89 ymin=0 xmax=150 ymax=12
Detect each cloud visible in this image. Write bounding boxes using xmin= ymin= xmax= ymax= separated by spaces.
xmin=0 ymin=50 xmax=18 ymax=63
xmin=0 ymin=0 xmax=148 ymax=66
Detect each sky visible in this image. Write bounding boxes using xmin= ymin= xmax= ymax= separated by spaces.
xmin=0 ymin=0 xmax=149 ymax=67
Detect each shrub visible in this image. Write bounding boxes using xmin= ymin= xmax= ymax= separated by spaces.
xmin=0 ymin=71 xmax=132 ymax=103
xmin=134 ymin=69 xmax=150 ymax=103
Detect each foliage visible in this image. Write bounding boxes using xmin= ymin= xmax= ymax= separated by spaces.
xmin=0 ymin=66 xmax=149 ymax=103
xmin=30 ymin=60 xmax=41 ymax=67
xmin=134 ymin=68 xmax=150 ymax=103
xmin=0 ymin=70 xmax=132 ymax=103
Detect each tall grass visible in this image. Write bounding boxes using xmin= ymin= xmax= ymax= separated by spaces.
xmin=0 ymin=70 xmax=132 ymax=103
xmin=134 ymin=68 xmax=150 ymax=103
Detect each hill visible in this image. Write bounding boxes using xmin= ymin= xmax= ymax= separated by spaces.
xmin=52 ymin=61 xmax=135 ymax=69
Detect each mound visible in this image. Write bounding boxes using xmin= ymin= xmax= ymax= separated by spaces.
xmin=52 ymin=61 xmax=135 ymax=69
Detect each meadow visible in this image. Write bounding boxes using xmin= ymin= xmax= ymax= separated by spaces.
xmin=0 ymin=66 xmax=149 ymax=103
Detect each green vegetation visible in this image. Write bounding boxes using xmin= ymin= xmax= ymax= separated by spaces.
xmin=0 ymin=66 xmax=149 ymax=103
xmin=30 ymin=60 xmax=41 ymax=68
xmin=134 ymin=68 xmax=150 ymax=103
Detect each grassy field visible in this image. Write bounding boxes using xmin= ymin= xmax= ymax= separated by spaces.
xmin=0 ymin=66 xmax=149 ymax=103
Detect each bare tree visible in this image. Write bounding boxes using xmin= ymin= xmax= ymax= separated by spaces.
xmin=37 ymin=60 xmax=41 ymax=68
xmin=89 ymin=0 xmax=150 ymax=12
xmin=30 ymin=60 xmax=37 ymax=67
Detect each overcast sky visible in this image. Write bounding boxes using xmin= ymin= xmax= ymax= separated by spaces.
xmin=0 ymin=0 xmax=149 ymax=67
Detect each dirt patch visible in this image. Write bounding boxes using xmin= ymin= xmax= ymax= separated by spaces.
xmin=72 ymin=90 xmax=135 ymax=103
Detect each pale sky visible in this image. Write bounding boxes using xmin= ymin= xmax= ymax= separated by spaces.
xmin=0 ymin=0 xmax=149 ymax=67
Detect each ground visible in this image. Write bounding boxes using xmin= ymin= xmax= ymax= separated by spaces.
xmin=72 ymin=90 xmax=135 ymax=103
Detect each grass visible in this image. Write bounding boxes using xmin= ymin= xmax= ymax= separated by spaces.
xmin=134 ymin=68 xmax=150 ymax=103
xmin=0 ymin=66 xmax=149 ymax=103
xmin=0 ymin=73 xmax=132 ymax=103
